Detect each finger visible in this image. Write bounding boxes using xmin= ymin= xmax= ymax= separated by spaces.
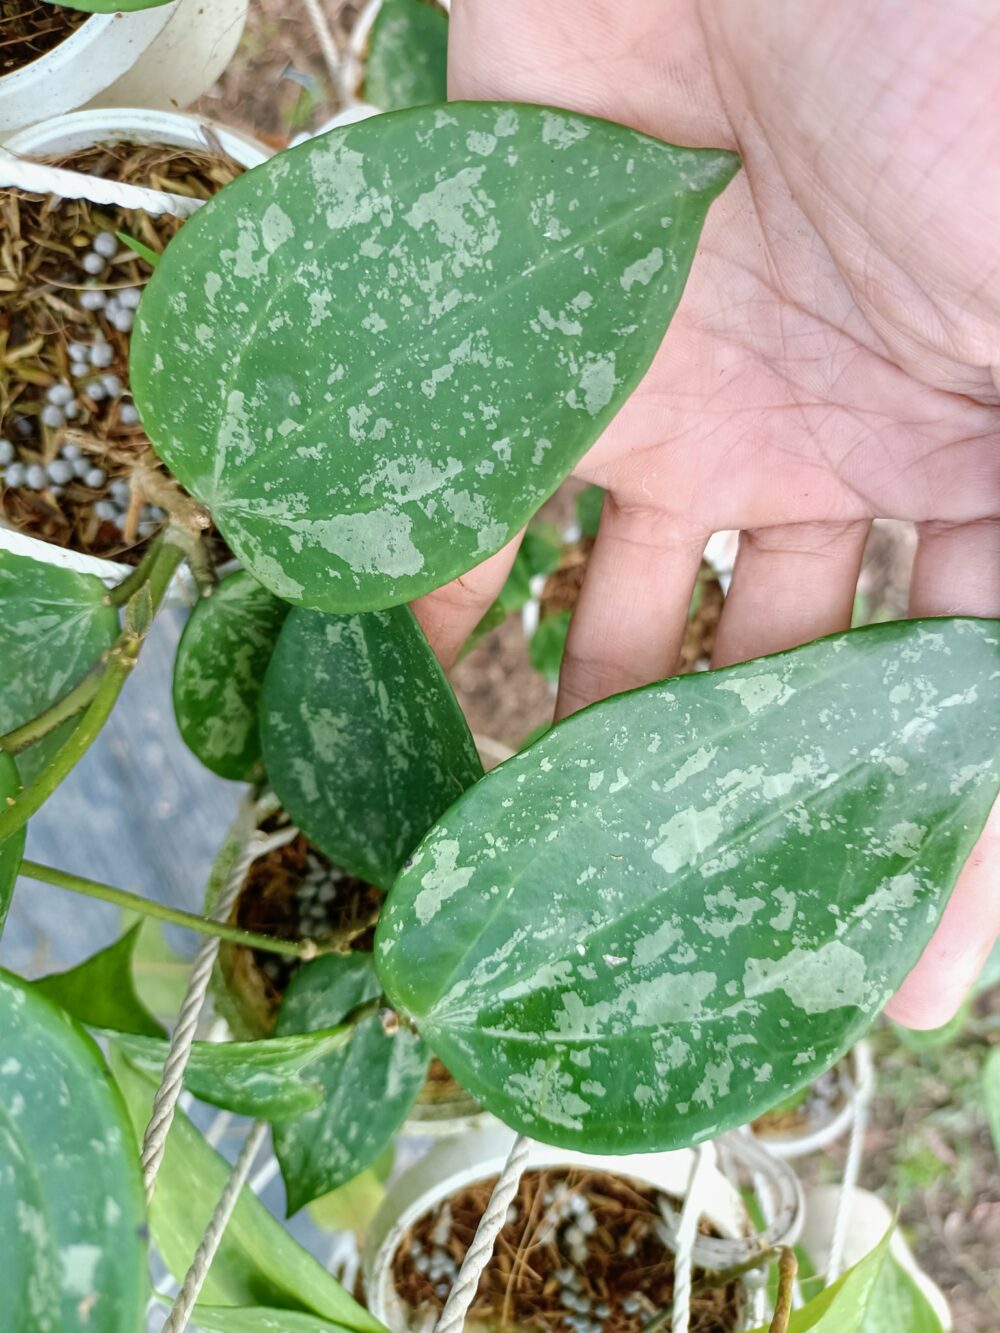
xmin=411 ymin=533 xmax=522 ymax=670
xmin=711 ymin=520 xmax=871 ymax=668
xmin=556 ymin=497 xmax=708 ymax=719
xmin=908 ymin=518 xmax=1000 ymax=618
xmin=885 ymin=802 xmax=1000 ymax=1029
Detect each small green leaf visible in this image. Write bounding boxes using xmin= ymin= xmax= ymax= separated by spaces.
xmin=32 ymin=924 xmax=165 ymax=1037
xmin=114 ymin=1024 xmax=352 ymax=1120
xmin=377 ymin=619 xmax=1000 ymax=1151
xmin=128 ymin=915 xmax=193 ymax=1022
xmin=0 ymin=549 xmax=119 ymax=781
xmin=529 ymin=608 xmax=571 ymax=682
xmin=116 ymin=230 xmax=161 ymax=267
xmin=364 ymin=0 xmax=448 ymax=112
xmin=173 ymin=571 xmax=290 ymax=780
xmin=124 ymin=583 xmax=153 ymax=639
xmin=859 ymin=1254 xmax=945 ymax=1333
xmin=193 ymin=1309 xmax=366 ymax=1333
xmin=747 ymin=1228 xmax=891 ymax=1332
xmin=108 ymin=1050 xmax=384 ymax=1330
xmin=576 ymin=485 xmax=604 ymax=538
xmin=131 ymin=103 xmax=738 ymax=611
xmin=261 ymin=606 xmax=482 ymax=889
xmin=983 ymin=1047 xmax=1000 ymax=1162
xmin=273 ymin=954 xmax=429 ymax=1214
xmin=0 ymin=970 xmax=146 ymax=1333
xmin=0 ymin=753 xmax=24 ymax=935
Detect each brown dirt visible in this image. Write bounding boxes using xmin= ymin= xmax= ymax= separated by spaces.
xmin=391 ymin=1169 xmax=742 ymax=1333
xmin=1 ymin=141 xmax=243 ymax=562
xmin=0 ymin=0 xmax=86 ymax=75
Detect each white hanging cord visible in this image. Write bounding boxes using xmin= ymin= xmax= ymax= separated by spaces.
xmin=826 ymin=1053 xmax=875 ymax=1283
xmin=140 ymin=826 xmax=298 ymax=1197
xmin=669 ymin=1144 xmax=712 ymax=1333
xmin=0 ymin=145 xmax=202 ymax=217
xmin=299 ymin=0 xmax=343 ymax=91
xmin=161 ymin=1120 xmax=269 ymax=1333
xmin=433 ymin=1134 xmax=531 ymax=1333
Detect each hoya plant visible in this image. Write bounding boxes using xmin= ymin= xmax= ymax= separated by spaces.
xmin=0 ymin=97 xmax=995 ymax=1332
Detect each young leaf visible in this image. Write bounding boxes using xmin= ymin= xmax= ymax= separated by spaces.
xmin=746 ymin=1227 xmax=891 ymax=1332
xmin=859 ymin=1255 xmax=945 ymax=1333
xmin=173 ymin=571 xmax=289 ymax=780
xmin=983 ymin=1047 xmax=1000 ymax=1163
xmin=0 ymin=549 xmax=119 ymax=781
xmin=364 ymin=0 xmax=448 ymax=112
xmin=576 ymin=484 xmax=604 ymax=539
xmin=529 ymin=608 xmax=571 ymax=681
xmin=128 ymin=916 xmax=193 ymax=1022
xmin=108 ymin=1050 xmax=384 ymax=1331
xmin=0 ymin=753 xmax=24 ymax=935
xmin=193 ymin=1309 xmax=366 ymax=1332
xmin=116 ymin=230 xmax=161 ymax=267
xmin=131 ymin=103 xmax=738 ymax=611
xmin=0 ymin=971 xmax=146 ymax=1333
xmin=377 ymin=618 xmax=1000 ymax=1152
xmin=31 ymin=923 xmax=166 ymax=1037
xmin=273 ymin=954 xmax=429 ymax=1214
xmin=113 ymin=1024 xmax=353 ymax=1120
xmin=261 ymin=606 xmax=482 ymax=889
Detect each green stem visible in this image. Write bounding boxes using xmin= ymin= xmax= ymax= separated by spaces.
xmin=0 ymin=667 xmax=103 ymax=754
xmin=108 ymin=531 xmax=166 ymax=606
xmin=770 ymin=1249 xmax=797 ymax=1333
xmin=19 ymin=860 xmax=319 ymax=960
xmin=0 ymin=540 xmax=185 ymax=845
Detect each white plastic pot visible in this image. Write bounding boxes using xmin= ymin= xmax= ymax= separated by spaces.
xmin=798 ymin=1185 xmax=951 ymax=1329
xmin=86 ymin=0 xmax=249 ymax=114
xmin=1 ymin=107 xmax=270 ymax=602
xmin=364 ymin=1127 xmax=772 ymax=1332
xmin=752 ymin=1041 xmax=874 ymax=1160
xmin=0 ymin=7 xmax=175 ymax=137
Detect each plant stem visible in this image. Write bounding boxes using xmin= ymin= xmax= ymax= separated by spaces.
xmin=770 ymin=1249 xmax=797 ymax=1333
xmin=0 ymin=539 xmax=184 ymax=845
xmin=19 ymin=860 xmax=319 ymax=959
xmin=0 ymin=667 xmax=103 ymax=754
xmin=109 ymin=531 xmax=166 ymax=606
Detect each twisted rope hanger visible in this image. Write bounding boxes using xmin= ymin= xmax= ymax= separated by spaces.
xmin=0 ymin=146 xmax=201 ymax=217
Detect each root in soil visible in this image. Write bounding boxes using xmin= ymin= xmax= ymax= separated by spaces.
xmin=0 ymin=0 xmax=87 ymax=74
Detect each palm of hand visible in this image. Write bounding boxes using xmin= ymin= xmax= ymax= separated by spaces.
xmin=412 ymin=0 xmax=1000 ymax=1026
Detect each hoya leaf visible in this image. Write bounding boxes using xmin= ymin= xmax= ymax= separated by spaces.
xmin=273 ymin=954 xmax=429 ymax=1214
xmin=45 ymin=0 xmax=171 ymax=9
xmin=108 ymin=1050 xmax=384 ymax=1330
xmin=747 ymin=1228 xmax=891 ymax=1332
xmin=0 ymin=971 xmax=146 ymax=1333
xmin=983 ymin=1046 xmax=1000 ymax=1162
xmin=131 ymin=103 xmax=738 ymax=611
xmin=194 ymin=1309 xmax=364 ymax=1332
xmin=128 ymin=916 xmax=193 ymax=1022
xmin=0 ymin=549 xmax=119 ymax=781
xmin=261 ymin=606 xmax=482 ymax=889
xmin=0 ymin=753 xmax=24 ymax=935
xmin=32 ymin=923 xmax=165 ymax=1037
xmin=859 ymin=1255 xmax=945 ymax=1333
xmin=173 ymin=571 xmax=290 ymax=780
xmin=364 ymin=0 xmax=448 ymax=112
xmin=114 ymin=1024 xmax=352 ymax=1120
xmin=377 ymin=619 xmax=1000 ymax=1152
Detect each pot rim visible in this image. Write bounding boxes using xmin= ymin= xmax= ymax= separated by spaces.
xmin=751 ymin=1041 xmax=874 ymax=1159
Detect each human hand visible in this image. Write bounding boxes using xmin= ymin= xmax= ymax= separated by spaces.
xmin=411 ymin=0 xmax=1000 ymax=1028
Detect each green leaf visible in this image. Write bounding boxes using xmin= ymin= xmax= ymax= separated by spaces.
xmin=859 ymin=1254 xmax=945 ymax=1333
xmin=364 ymin=0 xmax=448 ymax=112
xmin=131 ymin=103 xmax=738 ymax=611
xmin=747 ymin=1228 xmax=891 ymax=1332
xmin=108 ymin=1050 xmax=384 ymax=1330
xmin=983 ymin=1046 xmax=1000 ymax=1162
xmin=116 ymin=229 xmax=161 ymax=267
xmin=32 ymin=923 xmax=165 ymax=1037
xmin=377 ymin=619 xmax=1000 ymax=1151
xmin=273 ymin=954 xmax=429 ymax=1214
xmin=45 ymin=0 xmax=171 ymax=10
xmin=0 ymin=753 xmax=24 ymax=935
xmin=306 ymin=1149 xmax=393 ymax=1233
xmin=261 ymin=606 xmax=482 ymax=889
xmin=128 ymin=915 xmax=193 ymax=1021
xmin=193 ymin=1309 xmax=365 ymax=1333
xmin=113 ymin=1024 xmax=352 ymax=1120
xmin=0 ymin=970 xmax=146 ymax=1333
xmin=529 ymin=608 xmax=571 ymax=682
xmin=0 ymin=549 xmax=119 ymax=781
xmin=576 ymin=484 xmax=604 ymax=538
xmin=173 ymin=571 xmax=290 ymax=780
